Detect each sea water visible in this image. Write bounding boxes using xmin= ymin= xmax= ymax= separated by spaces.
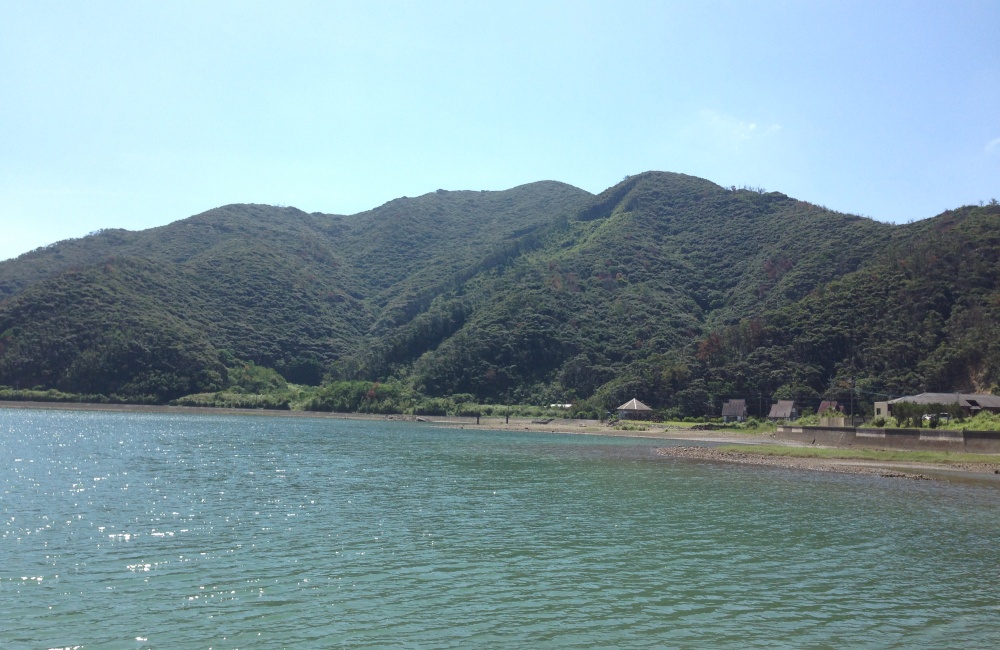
xmin=2 ymin=409 xmax=999 ymax=648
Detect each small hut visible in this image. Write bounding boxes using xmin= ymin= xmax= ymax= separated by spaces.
xmin=767 ymin=400 xmax=799 ymax=421
xmin=617 ymin=398 xmax=653 ymax=420
xmin=721 ymin=399 xmax=748 ymax=422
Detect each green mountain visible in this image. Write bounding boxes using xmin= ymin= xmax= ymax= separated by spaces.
xmin=2 ymin=172 xmax=998 ymax=414
xmin=385 ymin=173 xmax=891 ymax=403
xmin=0 ymin=182 xmax=590 ymax=398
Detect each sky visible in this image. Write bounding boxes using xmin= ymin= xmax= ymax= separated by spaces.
xmin=1 ymin=0 xmax=998 ymax=261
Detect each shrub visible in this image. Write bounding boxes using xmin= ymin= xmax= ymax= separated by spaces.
xmin=941 ymin=411 xmax=1000 ymax=431
xmin=614 ymin=422 xmax=648 ymax=432
xmin=412 ymin=398 xmax=449 ymax=416
xmin=171 ymin=391 xmax=291 ymax=409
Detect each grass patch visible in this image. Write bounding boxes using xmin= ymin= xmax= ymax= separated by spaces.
xmin=613 ymin=422 xmax=649 ymax=432
xmin=655 ymin=420 xmax=777 ymax=433
xmin=717 ymin=444 xmax=1000 ymax=465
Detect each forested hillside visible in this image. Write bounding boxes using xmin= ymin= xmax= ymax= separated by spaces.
xmin=378 ymin=173 xmax=891 ymax=403
xmin=1 ymin=172 xmax=997 ymax=414
xmin=680 ymin=202 xmax=1000 ymax=416
xmin=0 ymin=182 xmax=591 ymax=398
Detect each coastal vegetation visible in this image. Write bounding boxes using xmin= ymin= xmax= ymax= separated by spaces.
xmin=2 ymin=172 xmax=999 ymax=418
xmin=866 ymin=411 xmax=1000 ymax=432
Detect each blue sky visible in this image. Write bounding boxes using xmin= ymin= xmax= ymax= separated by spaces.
xmin=2 ymin=0 xmax=998 ymax=261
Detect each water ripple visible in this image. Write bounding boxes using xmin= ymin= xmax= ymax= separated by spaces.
xmin=2 ymin=409 xmax=1000 ymax=647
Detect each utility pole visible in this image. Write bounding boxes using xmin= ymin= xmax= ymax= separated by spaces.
xmin=850 ymin=378 xmax=855 ymax=423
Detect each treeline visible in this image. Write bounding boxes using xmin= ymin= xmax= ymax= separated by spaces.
xmin=301 ymin=380 xmax=599 ymax=418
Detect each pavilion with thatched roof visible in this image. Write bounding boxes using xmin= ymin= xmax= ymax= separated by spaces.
xmin=617 ymin=398 xmax=653 ymax=420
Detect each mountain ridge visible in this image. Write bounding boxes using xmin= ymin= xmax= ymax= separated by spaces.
xmin=2 ymin=172 xmax=997 ymax=413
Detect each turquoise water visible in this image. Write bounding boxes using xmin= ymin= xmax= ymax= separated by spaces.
xmin=2 ymin=409 xmax=999 ymax=648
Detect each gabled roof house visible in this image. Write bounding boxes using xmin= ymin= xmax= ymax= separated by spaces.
xmin=767 ymin=400 xmax=799 ymax=421
xmin=721 ymin=399 xmax=748 ymax=422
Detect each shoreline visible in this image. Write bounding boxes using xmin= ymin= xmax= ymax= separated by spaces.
xmin=0 ymin=400 xmax=769 ymax=441
xmin=654 ymin=446 xmax=1000 ymax=482
xmin=449 ymin=419 xmax=1000 ymax=483
xmin=5 ymin=400 xmax=999 ymax=482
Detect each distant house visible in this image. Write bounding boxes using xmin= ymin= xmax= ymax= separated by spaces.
xmin=817 ymin=400 xmax=842 ymax=414
xmin=767 ymin=400 xmax=799 ymax=421
xmin=721 ymin=399 xmax=748 ymax=422
xmin=617 ymin=398 xmax=653 ymax=420
xmin=875 ymin=393 xmax=1000 ymax=419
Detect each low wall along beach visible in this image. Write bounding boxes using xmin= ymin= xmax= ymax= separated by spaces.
xmin=777 ymin=425 xmax=1000 ymax=453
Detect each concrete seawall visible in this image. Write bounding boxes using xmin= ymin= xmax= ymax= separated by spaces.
xmin=776 ymin=425 xmax=1000 ymax=453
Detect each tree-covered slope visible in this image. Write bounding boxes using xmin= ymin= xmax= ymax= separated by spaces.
xmin=680 ymin=202 xmax=1000 ymax=415
xmin=0 ymin=257 xmax=227 ymax=399
xmin=0 ymin=205 xmax=377 ymax=390
xmin=333 ymin=181 xmax=590 ymax=329
xmin=0 ymin=182 xmax=593 ymax=397
xmin=387 ymin=172 xmax=891 ymax=402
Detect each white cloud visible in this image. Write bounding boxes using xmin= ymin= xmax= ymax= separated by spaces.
xmin=699 ymin=109 xmax=781 ymax=145
xmin=986 ymin=137 xmax=1000 ymax=155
